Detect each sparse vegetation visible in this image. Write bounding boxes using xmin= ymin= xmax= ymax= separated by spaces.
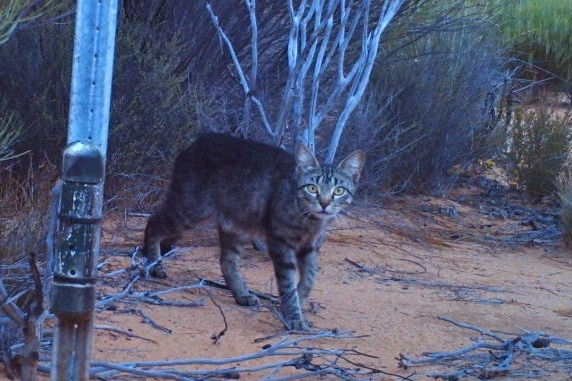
xmin=0 ymin=111 xmax=25 ymax=163
xmin=106 ymin=22 xmax=200 ymax=210
xmin=558 ymin=142 xmax=572 ymax=248
xmin=0 ymin=0 xmax=570 ymax=247
xmin=1 ymin=1 xmax=572 ymax=379
xmin=0 ymin=0 xmax=67 ymax=44
xmin=499 ymin=0 xmax=572 ymax=97
xmin=350 ymin=1 xmax=508 ymax=194
xmin=508 ymin=106 xmax=571 ymax=200
xmin=559 ymin=182 xmax=572 ymax=248
xmin=0 ymin=2 xmax=72 ymax=264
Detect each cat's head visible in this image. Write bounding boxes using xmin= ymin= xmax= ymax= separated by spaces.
xmin=295 ymin=144 xmax=365 ymax=219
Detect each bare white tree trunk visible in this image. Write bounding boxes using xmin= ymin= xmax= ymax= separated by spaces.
xmin=241 ymin=0 xmax=258 ymax=134
xmin=207 ymin=0 xmax=405 ymax=160
xmin=324 ymin=0 xmax=405 ymax=162
xmin=207 ymin=2 xmax=275 ymax=138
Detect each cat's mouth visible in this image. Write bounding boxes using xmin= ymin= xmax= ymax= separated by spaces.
xmin=310 ymin=208 xmax=334 ymax=219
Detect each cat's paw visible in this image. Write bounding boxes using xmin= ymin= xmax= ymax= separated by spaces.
xmin=235 ymin=294 xmax=260 ymax=306
xmin=150 ymin=263 xmax=168 ymax=279
xmin=287 ymin=319 xmax=312 ymax=331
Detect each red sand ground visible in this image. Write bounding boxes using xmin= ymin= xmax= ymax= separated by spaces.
xmin=4 ymin=190 xmax=572 ymax=380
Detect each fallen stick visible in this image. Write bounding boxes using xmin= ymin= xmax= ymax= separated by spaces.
xmin=398 ymin=316 xmax=572 ymax=379
xmin=81 ymin=330 xmax=384 ymax=380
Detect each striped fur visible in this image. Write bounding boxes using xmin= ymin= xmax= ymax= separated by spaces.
xmin=143 ymin=133 xmax=364 ymax=330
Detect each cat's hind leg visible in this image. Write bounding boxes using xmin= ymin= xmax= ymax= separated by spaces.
xmin=160 ymin=234 xmax=182 ymax=255
xmin=143 ymin=210 xmax=183 ymax=278
xmin=218 ymin=228 xmax=259 ymax=306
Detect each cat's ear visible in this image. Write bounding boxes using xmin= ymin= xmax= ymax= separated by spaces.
xmin=337 ymin=150 xmax=365 ymax=182
xmin=295 ymin=144 xmax=320 ymax=171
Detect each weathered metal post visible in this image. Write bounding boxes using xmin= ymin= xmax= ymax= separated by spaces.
xmin=50 ymin=1 xmax=118 ymax=380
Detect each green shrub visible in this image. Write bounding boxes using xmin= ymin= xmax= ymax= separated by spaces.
xmin=559 ymin=179 xmax=572 ymax=248
xmin=350 ymin=1 xmax=508 ymax=194
xmin=0 ymin=9 xmax=200 ymax=210
xmin=108 ymin=23 xmax=199 ymax=177
xmin=509 ymin=107 xmax=571 ymax=199
xmin=0 ymin=18 xmax=73 ymax=167
xmin=105 ymin=23 xmax=200 ymax=210
xmin=0 ymin=111 xmax=25 ymax=163
xmin=0 ymin=0 xmax=67 ymax=45
xmin=558 ymin=142 xmax=572 ymax=248
xmin=499 ymin=0 xmax=572 ymax=93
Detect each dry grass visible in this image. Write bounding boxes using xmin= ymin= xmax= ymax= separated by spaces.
xmin=0 ymin=160 xmax=58 ymax=263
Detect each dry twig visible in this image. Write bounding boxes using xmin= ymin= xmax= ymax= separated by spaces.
xmin=0 ymin=253 xmax=46 ymax=381
xmin=398 ymin=316 xmax=572 ymax=380
xmin=85 ymin=329 xmax=382 ymax=380
xmin=27 ymin=247 xmax=389 ymax=380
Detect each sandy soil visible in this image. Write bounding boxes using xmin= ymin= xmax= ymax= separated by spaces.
xmin=4 ymin=184 xmax=572 ymax=380
xmin=85 ymin=185 xmax=572 ymax=380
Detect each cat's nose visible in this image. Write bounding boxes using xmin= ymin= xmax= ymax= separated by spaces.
xmin=318 ymin=196 xmax=331 ymax=210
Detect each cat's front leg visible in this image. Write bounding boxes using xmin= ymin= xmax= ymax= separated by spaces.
xmin=269 ymin=245 xmax=310 ymax=330
xmin=296 ymin=247 xmax=318 ymax=306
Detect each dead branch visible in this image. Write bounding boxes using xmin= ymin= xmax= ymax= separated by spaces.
xmin=97 ymin=247 xmax=206 ymax=310
xmin=436 ymin=315 xmax=504 ymax=342
xmin=376 ymin=276 xmax=511 ymax=295
xmin=96 ymin=272 xmax=140 ymax=308
xmin=34 ymin=247 xmax=390 ymax=380
xmin=398 ymin=316 xmax=572 ymax=379
xmin=206 ymin=0 xmax=405 ymax=157
xmin=205 ymin=1 xmax=274 ymax=138
xmin=206 ymin=292 xmax=228 ymax=344
xmin=100 ymin=278 xmax=206 ymax=308
xmin=117 ymin=308 xmax=173 ymax=334
xmin=345 ymin=257 xmax=427 ymax=276
xmin=94 ymin=324 xmax=158 ymax=343
xmin=82 ymin=330 xmax=383 ymax=380
xmin=0 ymin=282 xmax=24 ymax=326
xmin=354 ymin=259 xmax=517 ymax=305
xmin=201 ymin=277 xmax=280 ymax=304
xmin=0 ymin=253 xmax=47 ymax=381
xmin=18 ymin=253 xmax=44 ymax=381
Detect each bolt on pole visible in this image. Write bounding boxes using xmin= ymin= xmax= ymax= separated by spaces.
xmin=50 ymin=1 xmax=118 ymax=380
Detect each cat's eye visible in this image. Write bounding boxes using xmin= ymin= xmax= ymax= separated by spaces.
xmin=306 ymin=184 xmax=319 ymax=194
xmin=333 ymin=187 xmax=346 ymax=196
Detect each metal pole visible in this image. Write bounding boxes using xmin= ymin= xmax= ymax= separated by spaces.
xmin=51 ymin=1 xmax=118 ymax=380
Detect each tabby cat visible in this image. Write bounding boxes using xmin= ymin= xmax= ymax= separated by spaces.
xmin=143 ymin=133 xmax=364 ymax=330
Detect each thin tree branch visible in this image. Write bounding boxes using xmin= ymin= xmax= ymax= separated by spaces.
xmin=205 ymin=2 xmax=275 ymax=138
xmin=398 ymin=316 xmax=572 ymax=379
xmin=326 ymin=0 xmax=406 ymax=162
xmin=85 ymin=330 xmax=381 ymax=380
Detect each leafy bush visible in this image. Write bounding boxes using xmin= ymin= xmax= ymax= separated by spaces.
xmin=104 ymin=21 xmax=201 ymax=210
xmin=106 ymin=22 xmax=199 ymax=203
xmin=509 ymin=107 xmax=571 ymax=199
xmin=0 ymin=0 xmax=67 ymax=45
xmin=349 ymin=1 xmax=508 ymax=194
xmin=0 ymin=111 xmax=25 ymax=163
xmin=499 ymin=0 xmax=572 ymax=96
xmin=103 ymin=1 xmax=512 ymax=198
xmin=0 ymin=169 xmax=57 ymax=261
xmin=559 ymin=181 xmax=572 ymax=249
xmin=0 ymin=8 xmax=201 ymax=210
xmin=0 ymin=18 xmax=73 ymax=168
